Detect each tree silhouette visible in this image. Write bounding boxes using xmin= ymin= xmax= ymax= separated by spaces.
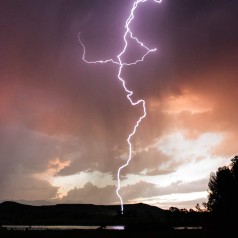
xmin=206 ymin=156 xmax=238 ymax=217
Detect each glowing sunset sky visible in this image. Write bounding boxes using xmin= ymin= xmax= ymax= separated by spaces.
xmin=0 ymin=0 xmax=238 ymax=209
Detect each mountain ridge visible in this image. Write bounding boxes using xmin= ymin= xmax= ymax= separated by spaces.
xmin=0 ymin=201 xmax=167 ymax=226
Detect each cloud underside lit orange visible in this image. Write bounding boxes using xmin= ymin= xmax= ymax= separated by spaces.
xmin=0 ymin=0 xmax=238 ymax=209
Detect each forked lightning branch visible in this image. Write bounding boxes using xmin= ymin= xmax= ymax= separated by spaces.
xmin=79 ymin=0 xmax=162 ymax=214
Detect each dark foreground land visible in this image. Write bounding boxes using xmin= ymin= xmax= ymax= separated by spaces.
xmin=0 ymin=201 xmax=207 ymax=227
xmin=0 ymin=201 xmax=236 ymax=237
xmin=0 ymin=228 xmax=227 ymax=238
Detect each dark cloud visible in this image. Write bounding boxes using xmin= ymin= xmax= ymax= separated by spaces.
xmin=1 ymin=175 xmax=58 ymax=201
xmin=61 ymin=179 xmax=208 ymax=206
xmin=61 ymin=182 xmax=117 ymax=205
xmin=0 ymin=0 xmax=238 ymax=205
xmin=61 ymin=181 xmax=159 ymax=205
xmin=0 ymin=126 xmax=57 ymax=175
xmin=121 ymin=147 xmax=175 ymax=176
xmin=0 ymin=125 xmax=69 ymax=200
xmin=120 ymin=181 xmax=160 ymax=202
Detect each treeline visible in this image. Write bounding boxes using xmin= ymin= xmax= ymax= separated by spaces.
xmin=169 ymin=156 xmax=238 ymax=229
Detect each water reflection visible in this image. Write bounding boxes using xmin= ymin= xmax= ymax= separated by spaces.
xmin=2 ymin=225 xmax=125 ymax=231
xmin=173 ymin=226 xmax=202 ymax=230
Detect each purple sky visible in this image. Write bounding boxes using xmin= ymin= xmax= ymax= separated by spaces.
xmin=0 ymin=0 xmax=238 ymax=209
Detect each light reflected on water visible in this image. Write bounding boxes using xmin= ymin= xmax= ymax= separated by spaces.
xmin=104 ymin=226 xmax=125 ymax=230
xmin=2 ymin=225 xmax=125 ymax=231
xmin=173 ymin=226 xmax=202 ymax=230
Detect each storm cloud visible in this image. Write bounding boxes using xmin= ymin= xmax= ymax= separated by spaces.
xmin=0 ymin=0 xmax=238 ymax=208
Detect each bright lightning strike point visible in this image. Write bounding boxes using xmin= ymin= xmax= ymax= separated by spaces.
xmin=79 ymin=0 xmax=163 ymax=214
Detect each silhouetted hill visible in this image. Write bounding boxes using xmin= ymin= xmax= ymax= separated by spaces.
xmin=0 ymin=201 xmax=210 ymax=229
xmin=0 ymin=201 xmax=169 ymax=227
xmin=11 ymin=199 xmax=55 ymax=206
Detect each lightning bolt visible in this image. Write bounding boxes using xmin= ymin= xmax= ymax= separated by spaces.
xmin=79 ymin=0 xmax=162 ymax=214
